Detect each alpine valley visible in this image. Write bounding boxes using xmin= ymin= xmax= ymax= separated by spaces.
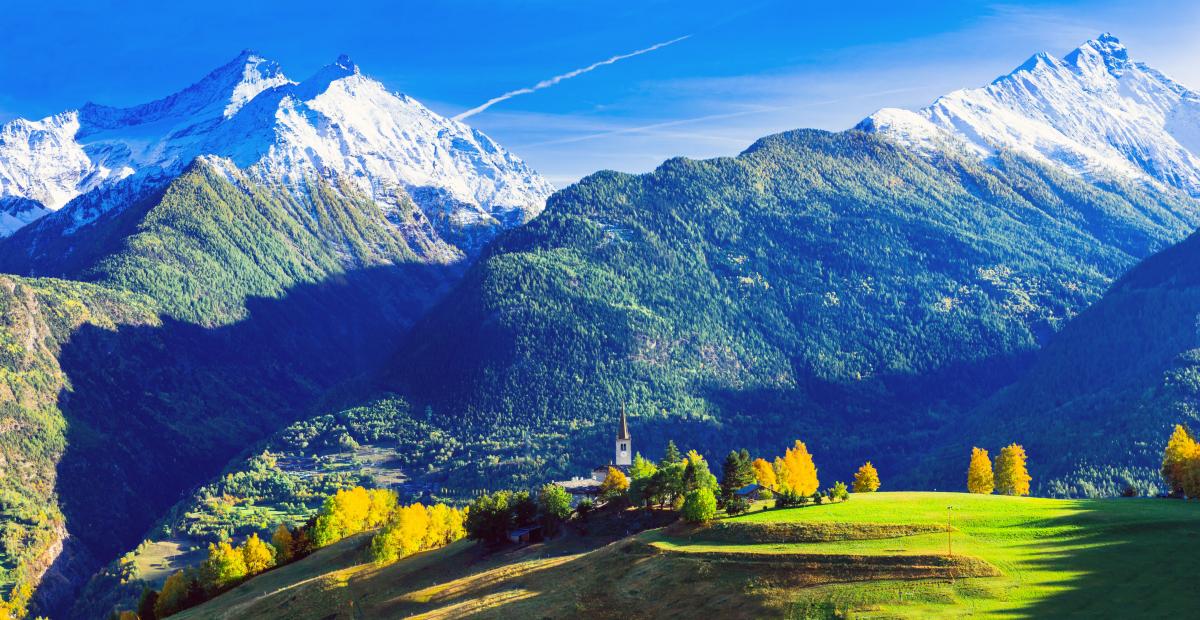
xmin=2 ymin=33 xmax=1200 ymax=620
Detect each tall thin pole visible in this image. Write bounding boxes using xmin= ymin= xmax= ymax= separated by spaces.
xmin=946 ymin=506 xmax=952 ymax=557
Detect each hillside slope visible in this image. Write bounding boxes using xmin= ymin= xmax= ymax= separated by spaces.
xmin=0 ymin=160 xmax=460 ymax=616
xmin=386 ymin=128 xmax=1200 ymax=490
xmin=173 ymin=493 xmax=1200 ymax=619
xmin=0 ymin=276 xmax=159 ymax=618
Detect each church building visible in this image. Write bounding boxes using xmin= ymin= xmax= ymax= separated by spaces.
xmin=555 ymin=406 xmax=635 ymax=497
xmin=591 ymin=404 xmax=633 ymax=480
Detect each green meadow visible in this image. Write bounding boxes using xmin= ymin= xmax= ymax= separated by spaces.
xmin=656 ymin=492 xmax=1200 ymax=618
xmin=175 ymin=491 xmax=1200 ymax=619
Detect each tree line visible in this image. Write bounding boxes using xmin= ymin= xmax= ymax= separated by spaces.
xmin=115 ymin=486 xmax=465 ymax=619
xmin=465 ymin=437 xmax=874 ymax=537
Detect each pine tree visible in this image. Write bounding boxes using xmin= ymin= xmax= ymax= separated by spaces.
xmin=994 ymin=444 xmax=1032 ymax=496
xmin=663 ymin=440 xmax=682 ymax=465
xmin=852 ymin=462 xmax=880 ymax=493
xmin=719 ymin=450 xmax=755 ymax=506
xmin=967 ymin=447 xmax=994 ymax=494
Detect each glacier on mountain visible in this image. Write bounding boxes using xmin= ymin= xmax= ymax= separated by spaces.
xmin=0 ymin=51 xmax=554 ymax=246
xmin=859 ymin=34 xmax=1200 ymax=198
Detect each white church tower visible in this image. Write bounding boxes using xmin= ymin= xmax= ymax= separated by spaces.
xmin=615 ymin=404 xmax=632 ymax=467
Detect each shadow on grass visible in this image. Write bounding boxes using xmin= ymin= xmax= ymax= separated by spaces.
xmin=996 ymin=499 xmax=1200 ymax=618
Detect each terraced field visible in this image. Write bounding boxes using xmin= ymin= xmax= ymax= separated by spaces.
xmin=174 ymin=492 xmax=1200 ymax=619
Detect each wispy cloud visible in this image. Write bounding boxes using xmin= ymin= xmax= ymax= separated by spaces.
xmin=453 ymin=35 xmax=690 ymax=120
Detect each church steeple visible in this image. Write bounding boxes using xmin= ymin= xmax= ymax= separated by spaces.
xmin=615 ymin=403 xmax=632 ymax=466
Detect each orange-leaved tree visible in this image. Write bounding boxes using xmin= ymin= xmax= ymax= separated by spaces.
xmin=780 ymin=440 xmax=819 ymax=495
xmin=751 ymin=457 xmax=777 ymax=489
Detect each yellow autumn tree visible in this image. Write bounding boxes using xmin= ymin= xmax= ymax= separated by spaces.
xmin=201 ymin=540 xmax=248 ymax=589
xmin=772 ymin=456 xmax=790 ymax=492
xmin=599 ymin=466 xmax=630 ymax=501
xmin=271 ymin=523 xmax=294 ymax=563
xmin=994 ymin=444 xmax=1032 ymax=496
xmin=852 ymin=462 xmax=880 ymax=493
xmin=155 ymin=570 xmax=191 ymax=617
xmin=312 ymin=486 xmax=374 ymax=546
xmin=367 ymin=488 xmax=399 ymax=527
xmin=241 ymin=532 xmax=276 ymax=575
xmin=1162 ymin=424 xmax=1198 ymax=495
xmin=425 ymin=504 xmax=467 ymax=548
xmin=751 ymin=458 xmax=777 ymax=489
xmin=780 ymin=440 xmax=819 ymax=495
xmin=118 ymin=611 xmax=139 ymax=620
xmin=967 ymin=447 xmax=994 ymax=494
xmin=370 ymin=502 xmax=467 ymax=564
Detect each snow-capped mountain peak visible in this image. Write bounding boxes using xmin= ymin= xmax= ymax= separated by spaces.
xmin=0 ymin=52 xmax=553 ymax=245
xmin=859 ymin=33 xmax=1200 ymax=197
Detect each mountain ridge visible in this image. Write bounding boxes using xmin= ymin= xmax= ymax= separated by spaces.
xmin=860 ymin=34 xmax=1200 ymax=200
xmin=0 ymin=51 xmax=553 ymax=250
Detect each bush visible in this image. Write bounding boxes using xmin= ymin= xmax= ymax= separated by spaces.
xmin=464 ymin=491 xmax=514 ymax=545
xmin=725 ymin=495 xmax=750 ymax=516
xmin=829 ymin=481 xmax=849 ymax=502
xmin=682 ymin=488 xmax=718 ymax=523
xmin=773 ymin=489 xmax=810 ymax=509
xmin=575 ymin=499 xmax=594 ymax=522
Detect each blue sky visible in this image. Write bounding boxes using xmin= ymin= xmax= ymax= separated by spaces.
xmin=2 ymin=1 xmax=1198 ymax=186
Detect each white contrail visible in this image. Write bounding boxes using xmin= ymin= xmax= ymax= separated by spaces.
xmin=453 ymin=35 xmax=690 ymax=121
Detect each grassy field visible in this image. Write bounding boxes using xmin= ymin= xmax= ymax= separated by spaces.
xmin=173 ymin=492 xmax=1200 ymax=619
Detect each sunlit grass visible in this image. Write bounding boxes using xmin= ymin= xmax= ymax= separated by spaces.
xmin=177 ymin=492 xmax=1200 ymax=619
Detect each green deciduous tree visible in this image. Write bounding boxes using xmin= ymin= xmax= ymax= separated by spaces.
xmin=682 ymin=488 xmax=718 ymax=523
xmin=537 ymin=483 xmax=573 ymax=536
xmin=465 ymin=490 xmax=514 ymax=545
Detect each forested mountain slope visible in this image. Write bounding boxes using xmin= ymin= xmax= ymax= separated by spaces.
xmin=0 ymin=276 xmax=159 ymax=618
xmin=388 ymin=129 xmax=1200 ymax=492
xmin=958 ymin=225 xmax=1200 ymax=496
xmin=0 ymin=161 xmax=459 ymax=617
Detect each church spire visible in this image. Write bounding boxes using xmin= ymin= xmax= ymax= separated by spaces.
xmin=615 ymin=403 xmax=632 ymax=466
